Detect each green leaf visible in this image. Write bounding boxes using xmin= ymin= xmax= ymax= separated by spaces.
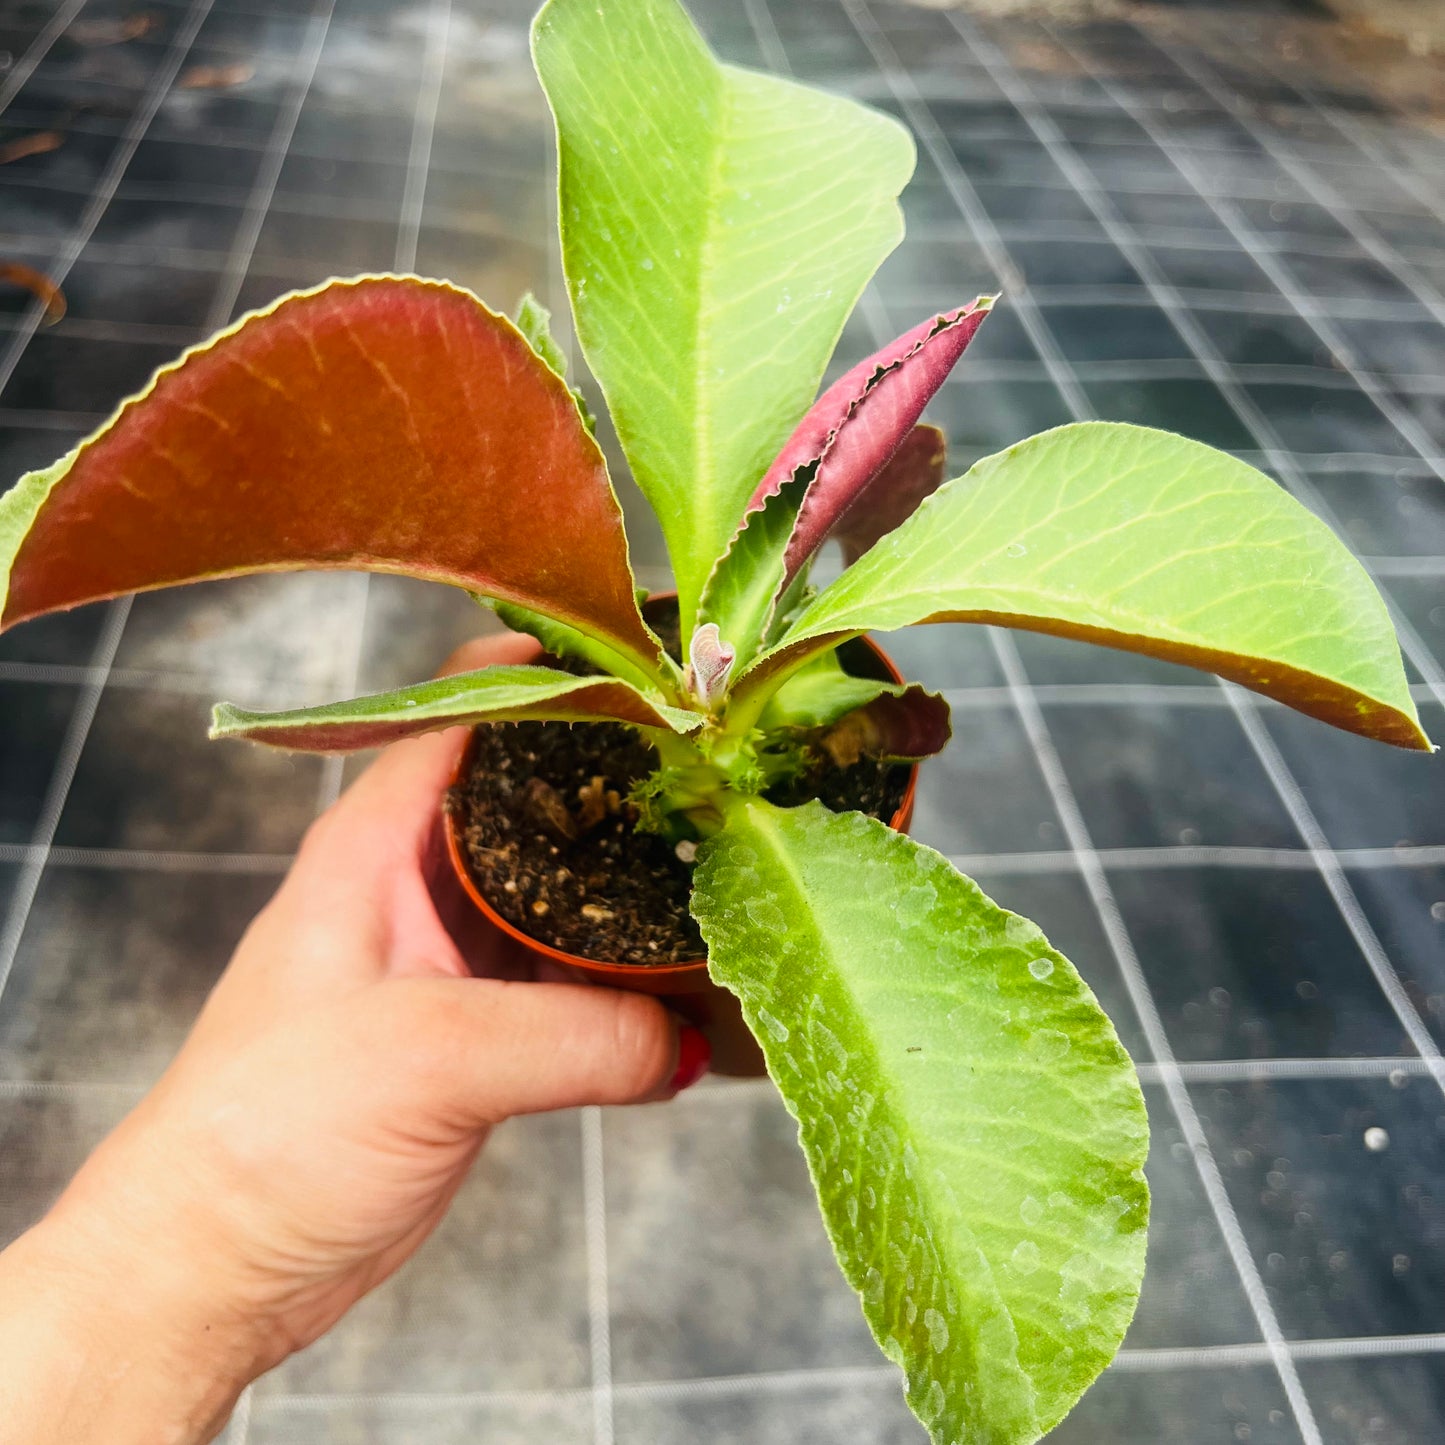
xmin=533 ymin=0 xmax=915 ymax=634
xmin=514 ymin=291 xmax=569 ymax=377
xmin=756 ymin=649 xmax=896 ymax=733
xmin=483 ymin=596 xmax=669 ymax=694
xmin=697 ymin=464 xmax=812 ymax=667
xmin=743 ymin=422 xmax=1430 ymax=750
xmin=693 ymin=799 xmax=1149 ymax=1445
xmin=211 ymin=664 xmax=700 ymax=751
xmin=514 ymin=291 xmax=596 ymax=433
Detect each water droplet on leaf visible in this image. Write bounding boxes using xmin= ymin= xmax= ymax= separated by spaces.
xmin=1010 ymin=1240 xmax=1041 ymax=1274
xmin=757 ymin=1009 xmax=790 ymax=1042
xmin=926 ymin=1380 xmax=947 ymax=1419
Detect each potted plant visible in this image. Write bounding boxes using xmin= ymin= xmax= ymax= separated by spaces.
xmin=0 ymin=0 xmax=1430 ymax=1438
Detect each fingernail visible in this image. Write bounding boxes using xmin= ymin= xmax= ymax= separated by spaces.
xmin=668 ymin=1025 xmax=711 ymax=1094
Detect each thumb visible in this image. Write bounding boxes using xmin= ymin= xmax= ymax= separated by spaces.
xmin=388 ymin=977 xmax=710 ymax=1122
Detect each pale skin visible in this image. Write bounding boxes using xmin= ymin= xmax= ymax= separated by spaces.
xmin=0 ymin=634 xmax=706 ymax=1444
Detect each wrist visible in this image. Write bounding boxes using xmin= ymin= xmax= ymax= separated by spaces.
xmin=0 ymin=1210 xmax=260 ymax=1445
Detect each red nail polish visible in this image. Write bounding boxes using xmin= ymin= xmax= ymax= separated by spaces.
xmin=668 ymin=1025 xmax=711 ymax=1093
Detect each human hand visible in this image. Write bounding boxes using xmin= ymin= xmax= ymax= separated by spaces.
xmin=0 ymin=633 xmax=708 ymax=1445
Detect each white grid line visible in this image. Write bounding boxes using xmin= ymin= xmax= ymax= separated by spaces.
xmin=773 ymin=8 xmax=1423 ymax=1431
xmin=938 ymin=682 xmax=1442 ymax=711
xmin=202 ymin=0 xmax=338 ymax=334
xmin=840 ymin=8 xmax=1441 ymax=1438
xmin=0 ymin=0 xmax=220 ymax=398
xmin=17 ymin=155 xmax=1441 ymax=267
xmin=945 ymin=0 xmax=1445 ymax=1089
xmin=1037 ymin=27 xmax=1445 ymax=490
xmin=1223 ymin=687 xmax=1445 ymax=1094
xmin=0 ymin=0 xmax=92 ymax=116
xmin=394 ymin=0 xmax=451 ymax=277
xmin=1254 ymin=68 xmax=1445 ymax=233
xmin=931 ymin=20 xmax=1445 ymax=1119
xmin=986 ymin=627 xmax=1327 ymax=1445
xmin=4 ymin=1052 xmax=1434 ymax=1103
xmin=942 ymin=15 xmax=1445 ymax=721
xmin=311 ymin=0 xmax=450 ymax=817
xmin=1142 ymin=30 xmax=1445 ymax=334
xmin=0 ymin=229 xmax=1429 ymax=322
xmin=838 ymin=0 xmax=1094 ymax=420
xmin=0 ymin=0 xmax=222 ymax=1019
xmin=582 ymin=1106 xmax=614 ymax=1445
xmin=242 ymin=1328 xmax=1445 ymax=1416
xmin=2 ymin=836 xmax=1440 ymax=878
xmin=0 ymin=599 xmax=130 ymax=1012
xmin=0 ymin=843 xmax=294 ymax=873
xmin=950 ymin=842 xmax=1445 ymax=875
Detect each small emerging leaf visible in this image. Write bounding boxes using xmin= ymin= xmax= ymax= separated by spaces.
xmin=0 ymin=277 xmax=661 ymax=677
xmin=753 ymin=299 xmax=993 ymax=583
xmin=694 ymin=799 xmax=1149 ymax=1445
xmin=513 ymin=291 xmax=595 ymax=433
xmin=683 ymin=622 xmax=736 ymax=710
xmin=701 ymin=306 xmax=988 ymax=659
xmin=697 ymin=464 xmax=813 ymax=666
xmin=741 ymin=422 xmax=1430 ymax=750
xmin=212 ymin=664 xmax=700 ymax=752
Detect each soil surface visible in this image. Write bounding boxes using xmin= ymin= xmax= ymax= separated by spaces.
xmin=449 ymin=716 xmax=910 ymax=967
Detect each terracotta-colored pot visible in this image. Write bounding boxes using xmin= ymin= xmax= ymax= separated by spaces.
xmin=444 ymin=608 xmax=918 ymax=1077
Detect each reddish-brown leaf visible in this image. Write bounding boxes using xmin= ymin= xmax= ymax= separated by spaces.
xmin=832 ymin=424 xmax=947 ymax=567
xmin=820 ymin=685 xmax=951 ymax=767
xmin=2 ymin=276 xmax=659 ymax=668
xmin=70 ymin=12 xmax=159 ymax=44
xmin=0 ymin=262 xmax=66 ymax=323
xmin=178 ymin=62 xmax=255 ymax=90
xmin=0 ymin=131 xmax=65 ymax=165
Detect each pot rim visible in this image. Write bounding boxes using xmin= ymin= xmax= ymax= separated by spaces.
xmin=443 ymin=619 xmax=919 ymax=980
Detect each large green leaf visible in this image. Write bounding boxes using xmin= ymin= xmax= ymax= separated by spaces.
xmin=533 ymin=0 xmax=915 ymax=635
xmin=211 ymin=664 xmax=700 ymax=751
xmin=693 ymin=799 xmax=1149 ymax=1444
xmin=739 ymin=422 xmax=1430 ymax=750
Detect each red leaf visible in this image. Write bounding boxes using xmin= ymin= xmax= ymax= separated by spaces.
xmin=747 ymin=297 xmax=993 ymax=582
xmin=2 ymin=276 xmax=659 ymax=669
xmin=832 ymin=423 xmax=947 ymax=567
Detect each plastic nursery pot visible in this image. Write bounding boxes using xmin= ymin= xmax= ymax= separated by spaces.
xmin=444 ymin=600 xmax=919 ymax=1078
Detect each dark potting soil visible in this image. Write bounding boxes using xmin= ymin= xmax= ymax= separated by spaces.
xmin=449 ymin=719 xmax=909 ymax=967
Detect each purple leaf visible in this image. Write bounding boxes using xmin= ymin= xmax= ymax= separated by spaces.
xmin=832 ymin=424 xmax=947 ymax=567
xmin=746 ymin=297 xmax=994 ymax=584
xmin=819 ymin=685 xmax=952 ymax=767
